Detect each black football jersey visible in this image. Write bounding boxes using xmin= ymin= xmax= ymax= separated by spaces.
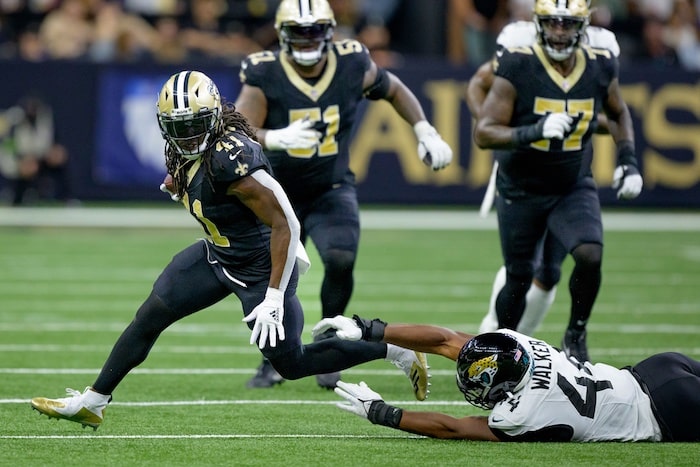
xmin=181 ymin=126 xmax=272 ymax=280
xmin=494 ymin=43 xmax=618 ymax=195
xmin=239 ymin=40 xmax=371 ymax=202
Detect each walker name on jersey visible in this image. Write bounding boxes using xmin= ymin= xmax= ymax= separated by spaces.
xmin=529 ymin=339 xmax=553 ymax=390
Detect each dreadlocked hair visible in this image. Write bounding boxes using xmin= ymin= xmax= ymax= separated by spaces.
xmin=163 ymin=100 xmax=258 ymax=199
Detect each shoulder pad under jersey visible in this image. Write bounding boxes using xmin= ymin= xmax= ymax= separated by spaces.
xmin=584 ymin=27 xmax=620 ymax=57
xmin=497 ymin=21 xmax=537 ymax=49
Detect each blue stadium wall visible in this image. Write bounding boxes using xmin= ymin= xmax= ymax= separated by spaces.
xmin=1 ymin=59 xmax=698 ymax=207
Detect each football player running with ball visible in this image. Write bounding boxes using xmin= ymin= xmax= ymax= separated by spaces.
xmin=472 ymin=0 xmax=642 ymax=361
xmin=29 ymin=71 xmax=429 ymax=431
xmin=234 ymin=0 xmax=452 ymax=389
xmin=314 ymin=314 xmax=700 ymax=442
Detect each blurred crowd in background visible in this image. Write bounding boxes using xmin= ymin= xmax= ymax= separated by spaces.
xmin=0 ymin=0 xmax=699 ymax=70
xmin=1 ymin=0 xmax=699 ymax=206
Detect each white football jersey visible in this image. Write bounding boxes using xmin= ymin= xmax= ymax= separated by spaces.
xmin=496 ymin=21 xmax=620 ymax=57
xmin=487 ymin=330 xmax=662 ymax=442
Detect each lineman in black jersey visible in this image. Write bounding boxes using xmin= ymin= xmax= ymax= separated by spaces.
xmin=473 ymin=0 xmax=642 ymax=361
xmin=469 ymin=18 xmax=629 ymax=359
xmin=314 ymin=314 xmax=700 ymax=442
xmin=29 ymin=71 xmax=429 ymax=431
xmin=235 ymin=0 xmax=452 ymax=389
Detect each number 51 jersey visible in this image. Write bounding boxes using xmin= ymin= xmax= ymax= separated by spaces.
xmin=239 ymin=40 xmax=371 ymax=203
xmin=488 ymin=330 xmax=662 ymax=442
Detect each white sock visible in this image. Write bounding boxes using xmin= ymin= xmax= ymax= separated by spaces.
xmin=385 ymin=343 xmax=404 ymax=362
xmin=84 ymin=388 xmax=111 ymax=407
xmin=479 ymin=266 xmax=506 ymax=333
xmin=517 ymin=285 xmax=557 ymax=336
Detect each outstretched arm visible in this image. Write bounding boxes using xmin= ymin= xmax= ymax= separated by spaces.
xmin=383 ymin=323 xmax=473 ymax=361
xmin=312 ymin=315 xmax=473 ymax=361
xmin=398 ymin=410 xmax=499 ymax=441
xmin=334 ymin=380 xmax=498 ymax=441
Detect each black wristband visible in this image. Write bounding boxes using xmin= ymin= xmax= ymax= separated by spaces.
xmin=616 ymin=140 xmax=638 ymax=168
xmin=512 ymin=117 xmax=546 ymax=146
xmin=351 ymin=315 xmax=387 ymax=342
xmin=367 ymin=401 xmax=403 ymax=428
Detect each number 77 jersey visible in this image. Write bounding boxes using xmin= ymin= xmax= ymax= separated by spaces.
xmin=487 ymin=330 xmax=662 ymax=442
xmin=493 ymin=42 xmax=617 ymax=195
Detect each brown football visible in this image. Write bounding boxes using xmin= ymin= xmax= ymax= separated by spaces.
xmin=163 ymin=174 xmax=175 ymax=192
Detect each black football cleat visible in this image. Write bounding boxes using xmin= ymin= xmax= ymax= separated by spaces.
xmin=561 ymin=328 xmax=590 ymax=362
xmin=246 ymin=359 xmax=284 ymax=389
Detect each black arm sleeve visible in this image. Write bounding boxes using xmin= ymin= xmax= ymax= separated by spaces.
xmin=363 ymin=67 xmax=391 ymax=100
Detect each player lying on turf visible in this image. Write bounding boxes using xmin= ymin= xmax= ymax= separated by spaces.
xmin=312 ymin=315 xmax=700 ymax=442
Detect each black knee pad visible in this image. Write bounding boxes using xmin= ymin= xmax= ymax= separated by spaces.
xmin=133 ymin=291 xmax=178 ymax=334
xmin=571 ymin=244 xmax=602 ymax=269
xmin=322 ymin=249 xmax=355 ymax=276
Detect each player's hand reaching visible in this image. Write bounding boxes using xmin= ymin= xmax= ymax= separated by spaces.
xmin=243 ymin=288 xmax=285 ymax=349
xmin=312 ymin=315 xmax=363 ymax=341
xmin=612 ymin=164 xmax=643 ymax=200
xmin=541 ymin=112 xmax=573 ymax=140
xmin=264 ymin=118 xmax=322 ymax=151
xmin=414 ymin=121 xmax=453 ymax=171
xmin=312 ymin=314 xmax=387 ymax=342
xmin=334 ymin=381 xmax=383 ymax=419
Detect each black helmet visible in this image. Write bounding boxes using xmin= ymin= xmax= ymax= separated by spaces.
xmin=456 ymin=333 xmax=532 ymax=409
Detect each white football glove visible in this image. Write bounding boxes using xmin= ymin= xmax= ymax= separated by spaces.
xmin=612 ymin=165 xmax=643 ymax=200
xmin=242 ymin=287 xmax=285 ymax=349
xmin=334 ymin=381 xmax=383 ymax=419
xmin=159 ymin=182 xmax=180 ymax=202
xmin=311 ymin=315 xmax=362 ymax=341
xmin=264 ymin=118 xmax=322 ymax=151
xmin=541 ymin=112 xmax=573 ymax=140
xmin=414 ymin=121 xmax=452 ymax=171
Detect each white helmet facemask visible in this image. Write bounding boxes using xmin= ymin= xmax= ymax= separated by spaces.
xmin=279 ymin=22 xmax=334 ymax=66
xmin=291 ymin=42 xmax=326 ymax=66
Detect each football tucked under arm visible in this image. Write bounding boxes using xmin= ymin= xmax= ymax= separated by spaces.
xmin=160 ymin=174 xmax=180 ymax=201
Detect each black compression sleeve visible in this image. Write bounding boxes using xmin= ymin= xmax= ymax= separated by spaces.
xmin=367 ymin=401 xmax=403 ymax=428
xmin=512 ymin=117 xmax=546 ymax=146
xmin=351 ymin=315 xmax=387 ymax=342
xmin=363 ymin=67 xmax=391 ymax=100
xmin=616 ymin=140 xmax=638 ymax=167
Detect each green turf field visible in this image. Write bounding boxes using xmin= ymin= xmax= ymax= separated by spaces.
xmin=1 ymin=209 xmax=699 ymax=466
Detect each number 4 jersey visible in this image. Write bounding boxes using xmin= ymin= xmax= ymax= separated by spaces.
xmin=488 ymin=330 xmax=662 ymax=442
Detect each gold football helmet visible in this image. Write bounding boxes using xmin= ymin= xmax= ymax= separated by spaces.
xmin=275 ymin=0 xmax=336 ymax=66
xmin=534 ymin=0 xmax=590 ymax=61
xmin=157 ymin=70 xmax=222 ymax=159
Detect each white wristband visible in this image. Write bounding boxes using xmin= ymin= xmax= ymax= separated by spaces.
xmin=265 ymin=287 xmax=284 ymax=302
xmin=413 ymin=120 xmax=434 ymax=139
